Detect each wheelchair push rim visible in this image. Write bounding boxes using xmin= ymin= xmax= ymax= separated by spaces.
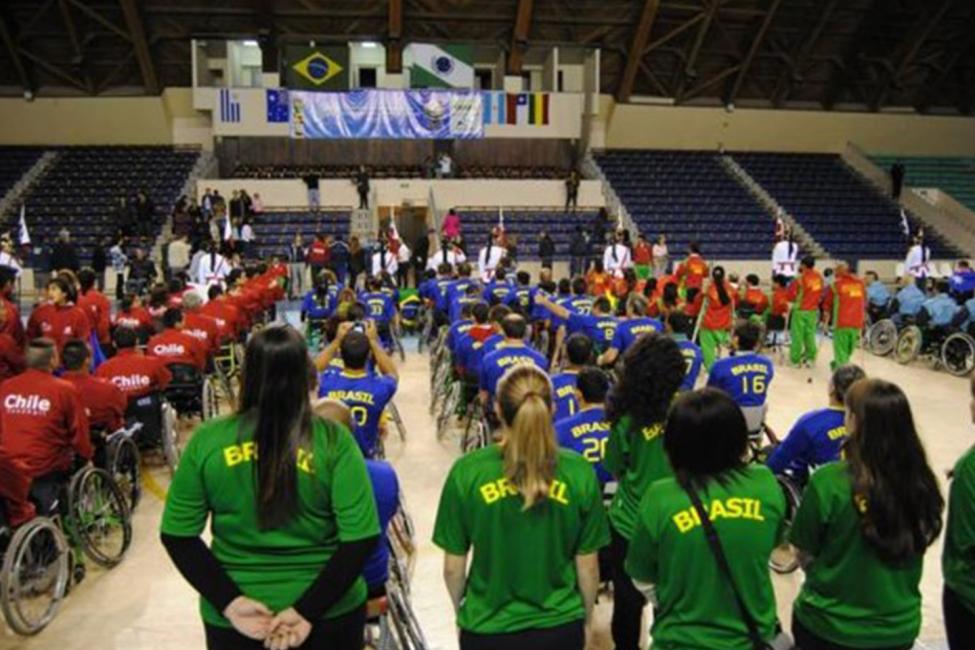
xmin=867 ymin=319 xmax=897 ymax=357
xmin=108 ymin=437 xmax=142 ymax=513
xmin=68 ymin=467 xmax=132 ymax=568
xmin=0 ymin=517 xmax=70 ymax=636
xmin=161 ymin=402 xmax=180 ymax=474
xmin=895 ymin=326 xmax=922 ymax=365
xmin=942 ymin=332 xmax=975 ymax=377
xmin=769 ymin=474 xmax=802 ymax=575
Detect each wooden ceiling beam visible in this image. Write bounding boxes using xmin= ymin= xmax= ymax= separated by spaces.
xmin=118 ymin=0 xmax=159 ymax=94
xmin=386 ymin=0 xmax=402 ymax=73
xmin=506 ymin=0 xmax=534 ymax=75
xmin=724 ymin=0 xmax=783 ymax=104
xmin=771 ymin=0 xmax=839 ymax=107
xmin=616 ymin=0 xmax=661 ymax=102
xmin=0 ymin=12 xmax=32 ymax=93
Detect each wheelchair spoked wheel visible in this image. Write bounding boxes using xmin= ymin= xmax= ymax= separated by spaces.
xmin=388 ymin=402 xmax=407 ymax=442
xmin=0 ymin=517 xmax=70 ymax=636
xmin=942 ymin=332 xmax=975 ymax=377
xmin=387 ymin=579 xmax=429 ymax=650
xmin=867 ymin=319 xmax=897 ymax=357
xmin=68 ymin=467 xmax=132 ymax=568
xmin=201 ymin=378 xmax=219 ymax=421
xmin=769 ymin=474 xmax=803 ymax=575
xmin=161 ymin=402 xmax=180 ymax=474
xmin=107 ymin=437 xmax=141 ymax=513
xmin=895 ymin=325 xmax=923 ymax=365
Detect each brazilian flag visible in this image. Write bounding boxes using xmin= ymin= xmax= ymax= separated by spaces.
xmin=282 ymin=45 xmax=349 ymax=90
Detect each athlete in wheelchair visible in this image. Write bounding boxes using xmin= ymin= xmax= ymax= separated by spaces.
xmin=894 ymin=280 xmax=971 ymax=373
xmin=866 ymin=275 xmax=927 ymax=356
xmin=763 ymin=364 xmax=866 ymax=574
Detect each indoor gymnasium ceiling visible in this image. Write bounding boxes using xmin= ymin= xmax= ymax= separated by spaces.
xmin=0 ymin=0 xmax=972 ymax=113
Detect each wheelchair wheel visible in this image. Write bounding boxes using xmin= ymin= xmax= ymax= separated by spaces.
xmin=895 ymin=325 xmax=922 ymax=365
xmin=161 ymin=402 xmax=180 ymax=474
xmin=942 ymin=332 xmax=975 ymax=377
xmin=867 ymin=319 xmax=897 ymax=357
xmin=68 ymin=467 xmax=132 ymax=568
xmin=202 ymin=378 xmax=219 ymax=420
xmin=108 ymin=436 xmax=141 ymax=513
xmin=769 ymin=475 xmax=803 ymax=575
xmin=0 ymin=517 xmax=70 ymax=636
xmin=387 ymin=402 xmax=407 ymax=442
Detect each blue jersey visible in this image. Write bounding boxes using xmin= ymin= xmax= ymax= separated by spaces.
xmin=418 ymin=278 xmax=439 ymax=304
xmin=866 ymin=281 xmax=891 ymax=308
xmin=506 ymin=285 xmax=536 ymax=315
xmin=478 ymin=343 xmax=549 ymax=399
xmin=567 ymin=312 xmax=618 ymax=352
xmin=896 ymin=284 xmax=925 ymax=316
xmin=302 ymin=289 xmax=335 ymax=320
xmin=551 ymin=370 xmax=580 ymax=422
xmin=449 ymin=295 xmax=480 ymax=324
xmin=555 ymin=406 xmax=612 ymax=484
xmin=484 ymin=280 xmax=515 ymax=305
xmin=359 ymin=291 xmax=396 ymax=324
xmin=611 ymin=317 xmax=663 ymax=353
xmin=446 ymin=319 xmax=473 ymax=355
xmin=434 ymin=277 xmax=454 ymax=313
xmin=454 ymin=333 xmax=482 ymax=375
xmin=677 ymin=339 xmax=704 ymax=391
xmin=446 ymin=278 xmax=477 ymax=310
xmin=766 ymin=407 xmax=846 ymax=480
xmin=318 ymin=370 xmax=398 ymax=458
xmin=923 ymin=293 xmax=960 ymax=326
xmin=363 ymin=460 xmax=400 ymax=589
xmin=707 ymin=352 xmax=774 ymax=408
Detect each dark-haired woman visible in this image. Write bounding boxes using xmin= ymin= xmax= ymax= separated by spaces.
xmin=693 ymin=265 xmax=736 ymax=370
xmin=626 ymin=388 xmax=786 ymax=648
xmin=943 ymin=375 xmax=975 ymax=649
xmin=26 ymin=276 xmax=91 ymax=350
xmin=433 ymin=365 xmax=608 ymax=650
xmin=603 ymin=333 xmax=687 ymax=650
xmin=161 ymin=325 xmax=380 ymax=649
xmin=789 ymin=379 xmax=944 ymax=650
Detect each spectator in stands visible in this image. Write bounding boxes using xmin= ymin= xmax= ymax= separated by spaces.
xmin=162 ymin=325 xmax=379 ymax=650
xmin=250 ymin=192 xmax=263 ymax=215
xmin=604 ymin=333 xmax=686 ymax=650
xmin=433 ymin=364 xmax=607 ymax=650
xmin=437 ymin=151 xmax=454 ymax=178
xmin=565 ymin=169 xmax=580 ymax=211
xmin=240 ymin=218 xmax=256 ymax=259
xmin=51 ymin=228 xmax=79 ymax=273
xmin=652 ymin=233 xmax=669 ymax=278
xmin=790 ymin=379 xmax=943 ymax=650
xmin=115 ymin=195 xmax=134 ymax=237
xmin=591 ymin=208 xmax=608 ymax=251
xmin=626 ymin=388 xmax=787 ymax=649
xmin=303 ymin=172 xmax=320 ymax=212
xmin=890 ymin=160 xmax=905 ymax=199
xmin=228 ymin=190 xmax=243 ymax=221
xmin=539 ymin=230 xmax=555 ymax=270
xmin=569 ymin=226 xmax=588 ymax=277
xmin=354 ymin=165 xmax=370 ymax=209
xmin=90 ymin=238 xmax=107 ymax=290
xmin=109 ymin=236 xmax=128 ymax=300
xmin=442 ymin=208 xmax=462 ymax=243
xmin=167 ymin=234 xmax=191 ymax=282
xmin=135 ymin=189 xmax=155 ymax=236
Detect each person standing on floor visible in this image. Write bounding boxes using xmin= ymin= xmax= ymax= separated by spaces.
xmin=565 ymin=169 xmax=580 ymax=212
xmin=890 ymin=161 xmax=905 ymax=200
xmin=433 ymin=365 xmax=608 ymax=650
xmin=539 ymin=231 xmax=555 ymax=270
xmin=354 ymin=166 xmax=370 ymax=209
xmin=161 ymin=326 xmax=380 ymax=650
xmin=822 ymin=262 xmax=866 ymax=369
xmin=651 ymin=234 xmax=670 ymax=278
xmin=943 ymin=374 xmax=975 ymax=649
xmin=787 ymin=256 xmax=825 ymax=368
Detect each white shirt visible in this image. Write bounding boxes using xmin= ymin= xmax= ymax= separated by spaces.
xmin=905 ymin=245 xmax=931 ymax=278
xmin=167 ymin=239 xmax=191 ymax=269
xmin=426 ymin=248 xmax=460 ymax=271
xmin=771 ymin=240 xmax=799 ymax=278
xmin=397 ymin=242 xmax=411 ymax=264
xmin=196 ymin=253 xmax=230 ymax=285
xmin=0 ymin=251 xmax=22 ymax=277
xmin=241 ymin=224 xmax=255 ymax=243
xmin=372 ymin=250 xmax=398 ymax=276
xmin=603 ymin=244 xmax=632 ymax=277
xmin=478 ymin=245 xmax=506 ymax=281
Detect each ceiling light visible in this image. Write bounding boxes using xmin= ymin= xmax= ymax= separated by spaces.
xmin=361 ymin=41 xmax=379 ymax=48
xmin=242 ymin=39 xmax=259 ymax=47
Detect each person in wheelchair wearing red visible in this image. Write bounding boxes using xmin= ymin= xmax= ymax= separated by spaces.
xmin=0 ymin=298 xmax=25 ymax=385
xmin=181 ymin=292 xmax=221 ymax=359
xmin=96 ymin=327 xmax=173 ymax=401
xmin=0 ymin=339 xmax=90 ymax=511
xmin=0 ymin=453 xmax=36 ymax=528
xmin=62 ymin=338 xmax=127 ymax=468
xmin=201 ymin=285 xmax=245 ymax=343
xmin=147 ymin=308 xmax=208 ymax=372
xmin=27 ymin=277 xmax=91 ymax=352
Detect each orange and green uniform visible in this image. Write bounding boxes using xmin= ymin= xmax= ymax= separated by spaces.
xmin=823 ymin=272 xmax=866 ymax=368
xmin=742 ymin=286 xmax=770 ymax=320
xmin=675 ymin=254 xmax=708 ymax=294
xmin=694 ymin=281 xmax=735 ymax=370
xmin=786 ymin=269 xmax=824 ymax=365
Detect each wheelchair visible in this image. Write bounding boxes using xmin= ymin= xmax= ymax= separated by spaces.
xmin=91 ymin=422 xmax=143 ymax=513
xmin=125 ymin=391 xmax=180 ymax=474
xmin=894 ymin=310 xmax=975 ymax=375
xmin=768 ymin=473 xmax=804 ymax=575
xmin=864 ymin=300 xmax=899 ymax=357
xmin=165 ymin=363 xmax=220 ymax=422
xmin=385 ymin=402 xmax=407 ymax=444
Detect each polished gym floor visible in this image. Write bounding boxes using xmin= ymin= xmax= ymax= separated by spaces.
xmin=0 ymin=334 xmax=966 ymax=650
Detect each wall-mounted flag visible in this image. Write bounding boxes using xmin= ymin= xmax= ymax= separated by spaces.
xmin=481 ymin=92 xmax=550 ymax=126
xmin=407 ymin=43 xmax=474 ymax=88
xmin=218 ymin=88 xmax=241 ymax=123
xmin=266 ymin=89 xmax=290 ymax=123
xmin=283 ymin=45 xmax=349 ymax=90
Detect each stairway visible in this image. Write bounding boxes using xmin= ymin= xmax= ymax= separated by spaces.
xmin=584 ymin=151 xmax=638 ymax=236
xmin=719 ymin=155 xmax=827 ymax=258
xmin=0 ymin=150 xmax=60 ymax=221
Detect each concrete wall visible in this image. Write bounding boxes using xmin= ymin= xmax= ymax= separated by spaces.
xmin=196 ymin=178 xmax=604 ymax=209
xmin=597 ymin=97 xmax=975 ymax=155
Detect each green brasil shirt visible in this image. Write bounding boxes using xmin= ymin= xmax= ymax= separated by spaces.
xmin=789 ymin=461 xmax=923 ymax=647
xmin=161 ymin=414 xmax=380 ymax=628
xmin=432 ymin=445 xmax=610 ymax=634
xmin=605 ymin=413 xmax=673 ymax=539
xmin=626 ymin=465 xmax=785 ymax=650
xmin=943 ymin=445 xmax=975 ymax=614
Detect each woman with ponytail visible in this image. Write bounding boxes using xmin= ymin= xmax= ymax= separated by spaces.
xmin=433 ymin=364 xmax=609 ymax=650
xmin=789 ymin=379 xmax=943 ymax=650
xmin=162 ymin=325 xmax=380 ymax=649
xmin=694 ymin=265 xmax=736 ymax=370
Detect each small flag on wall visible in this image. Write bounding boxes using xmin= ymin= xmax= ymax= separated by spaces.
xmin=481 ymin=92 xmax=549 ymax=126
xmin=266 ymin=89 xmax=289 ymax=123
xmin=218 ymin=88 xmax=241 ymax=123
